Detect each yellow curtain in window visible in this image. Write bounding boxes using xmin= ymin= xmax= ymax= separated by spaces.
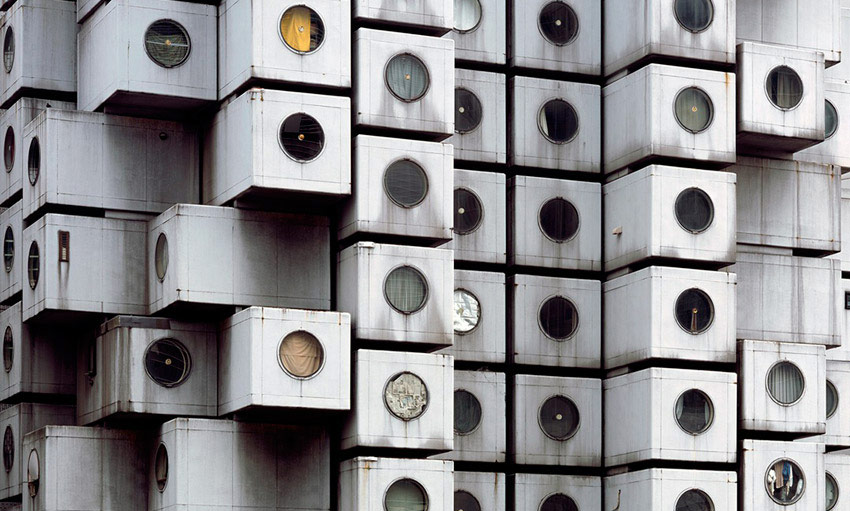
xmin=281 ymin=7 xmax=311 ymax=52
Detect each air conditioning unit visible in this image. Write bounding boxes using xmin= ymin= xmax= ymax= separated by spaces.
xmin=445 ymin=0 xmax=506 ymax=65
xmin=441 ymin=269 xmax=505 ymax=364
xmin=338 ymin=457 xmax=453 ymax=511
xmin=0 ymin=201 xmax=20 ymax=302
xmin=509 ymin=76 xmax=600 ymax=173
xmin=432 ymin=370 xmax=505 ymax=463
xmin=738 ymin=340 xmax=826 ymax=436
xmin=732 ymin=157 xmax=840 ymax=254
xmin=77 ymin=0 xmax=217 ymax=114
xmin=513 ymin=374 xmax=601 ymax=467
xmin=218 ymin=0 xmax=351 ymax=98
xmin=148 ymin=204 xmax=331 ymax=315
xmin=603 ymin=64 xmax=735 ymax=173
xmin=338 ymin=136 xmax=452 ymax=245
xmin=150 ymin=418 xmax=330 ymax=510
xmin=508 ymin=274 xmax=601 ymax=369
xmin=353 ymin=28 xmax=454 ymax=138
xmin=604 ymin=367 xmax=736 ymax=467
xmin=0 ymin=404 xmax=74 ymax=500
xmin=740 ymin=440 xmax=824 ymax=511
xmin=508 ymin=175 xmax=601 ymax=271
xmin=203 ymin=88 xmax=350 ymax=206
xmin=76 ymin=315 xmax=217 ymax=426
xmin=514 ymin=473 xmax=601 ymax=511
xmin=733 ymin=249 xmax=841 ymax=347
xmin=603 ymin=266 xmax=736 ymax=370
xmin=508 ymin=0 xmax=600 ymax=75
xmin=603 ymin=166 xmax=736 ymax=272
xmin=454 ymin=472 xmax=505 ymax=511
xmin=218 ymin=306 xmax=351 ymax=415
xmin=0 ymin=0 xmax=75 ymax=109
xmin=737 ymin=0 xmax=840 ymax=65
xmin=825 ymin=451 xmax=849 ymax=511
xmin=342 ymin=349 xmax=452 ymax=452
xmin=605 ymin=469 xmax=737 ymax=511
xmin=22 ymin=108 xmax=199 ymax=220
xmin=448 ymin=169 xmax=506 ymax=264
xmin=737 ymin=42 xmax=825 ymax=154
xmin=795 ymin=81 xmax=850 ymax=169
xmin=22 ymin=213 xmax=148 ymax=324
xmin=337 ymin=243 xmax=452 ymax=349
xmin=0 ymin=303 xmax=74 ymax=401
xmin=449 ymin=69 xmax=506 ymax=164
xmin=603 ymin=0 xmax=734 ymax=77
xmin=353 ymin=0 xmax=452 ymax=34
xmin=811 ymin=360 xmax=850 ymax=448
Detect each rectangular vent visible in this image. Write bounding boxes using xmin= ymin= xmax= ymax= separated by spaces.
xmin=58 ymin=230 xmax=69 ymax=262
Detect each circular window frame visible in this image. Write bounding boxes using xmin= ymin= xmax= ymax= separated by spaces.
xmin=827 ymin=471 xmax=839 ymax=511
xmin=384 ymin=52 xmax=431 ymax=103
xmin=143 ymin=19 xmax=192 ymax=69
xmin=673 ymin=86 xmax=715 ymax=134
xmin=3 ymin=326 xmax=11 ymax=374
xmin=826 ymin=99 xmax=839 ymax=140
xmin=3 ymin=425 xmax=12 ymax=474
xmin=537 ymin=393 xmax=581 ymax=441
xmin=538 ymin=492 xmax=580 ymax=511
xmin=384 ymin=477 xmax=429 ymax=511
xmin=155 ymin=442 xmax=168 ymax=492
xmin=383 ymin=158 xmax=429 ymax=209
xmin=155 ymin=233 xmax=168 ymax=282
xmin=537 ymin=1 xmax=580 ymax=47
xmin=3 ymin=226 xmax=13 ymax=274
xmin=765 ymin=360 xmax=806 ymax=407
xmin=673 ymin=388 xmax=715 ymax=436
xmin=453 ymin=287 xmax=482 ymax=335
xmin=454 ymin=489 xmax=482 ymax=511
xmin=383 ymin=265 xmax=430 ymax=315
xmin=537 ymin=197 xmax=580 ymax=243
xmin=827 ymin=379 xmax=839 ymax=419
xmin=453 ymin=187 xmax=484 ymax=236
xmin=537 ymin=98 xmax=580 ymax=144
xmin=452 ymin=0 xmax=484 ymax=34
xmin=764 ymin=65 xmax=805 ymax=112
xmin=26 ymin=241 xmax=38 ymax=290
xmin=3 ymin=27 xmax=13 ymax=74
xmin=674 ymin=187 xmax=715 ymax=234
xmin=674 ymin=488 xmax=715 ymax=511
xmin=143 ymin=338 xmax=192 ymax=389
xmin=537 ymin=294 xmax=580 ymax=341
xmin=673 ymin=0 xmax=715 ymax=34
xmin=674 ymin=287 xmax=715 ymax=335
xmin=277 ymin=112 xmax=326 ymax=163
xmin=764 ymin=457 xmax=806 ymax=505
xmin=27 ymin=137 xmax=39 ymax=186
xmin=453 ymin=388 xmax=483 ymax=436
xmin=454 ymin=87 xmax=484 ymax=135
xmin=26 ymin=448 xmax=37 ymax=498
xmin=277 ymin=5 xmax=327 ymax=55
xmin=4 ymin=126 xmax=14 ymax=174
xmin=383 ymin=371 xmax=430 ymax=422
xmin=276 ymin=329 xmax=326 ymax=380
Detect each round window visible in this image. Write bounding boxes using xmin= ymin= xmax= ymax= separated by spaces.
xmin=155 ymin=443 xmax=168 ymax=492
xmin=453 ymin=0 xmax=482 ymax=32
xmin=538 ymin=2 xmax=579 ymax=46
xmin=26 ymin=449 xmax=37 ymax=498
xmin=675 ymin=389 xmax=714 ymax=434
xmin=540 ymin=494 xmax=579 ymax=511
xmin=4 ymin=126 xmax=13 ymax=173
xmin=27 ymin=137 xmax=39 ymax=186
xmin=538 ymin=296 xmax=579 ymax=340
xmin=3 ymin=326 xmax=11 ymax=373
xmin=385 ymin=479 xmax=427 ymax=511
xmin=155 ymin=233 xmax=168 ymax=281
xmin=384 ymin=372 xmax=428 ymax=420
xmin=827 ymin=472 xmax=839 ymax=511
xmin=278 ymin=330 xmax=324 ymax=379
xmin=538 ymin=395 xmax=580 ymax=440
xmin=143 ymin=338 xmax=191 ymax=388
xmin=454 ymin=188 xmax=483 ymax=235
xmin=280 ymin=6 xmax=325 ymax=54
xmin=453 ymin=289 xmax=481 ymax=334
xmin=539 ymin=198 xmax=579 ymax=242
xmin=766 ymin=66 xmax=804 ymax=110
xmin=674 ymin=87 xmax=713 ymax=133
xmin=384 ymin=266 xmax=428 ymax=314
xmin=3 ymin=226 xmax=13 ymax=273
xmin=385 ymin=54 xmax=430 ymax=102
xmin=26 ymin=242 xmax=38 ymax=290
xmin=384 ymin=160 xmax=428 ymax=208
xmin=675 ymin=489 xmax=713 ymax=511
xmin=538 ymin=99 xmax=579 ymax=143
xmin=674 ymin=0 xmax=714 ymax=33
xmin=675 ymin=188 xmax=714 ymax=234
xmin=3 ymin=426 xmax=12 ymax=473
xmin=766 ymin=361 xmax=805 ymax=405
xmin=826 ymin=100 xmax=839 ymax=139
xmin=454 ymin=389 xmax=482 ymax=435
xmin=827 ymin=380 xmax=839 ymax=418
xmin=765 ymin=458 xmax=805 ymax=505
xmin=454 ymin=490 xmax=481 ymax=511
xmin=674 ymin=288 xmax=714 ymax=334
xmin=3 ymin=28 xmax=13 ymax=74
xmin=455 ymin=88 xmax=483 ymax=134
xmin=279 ymin=113 xmax=324 ymax=162
xmin=144 ymin=20 xmax=191 ymax=68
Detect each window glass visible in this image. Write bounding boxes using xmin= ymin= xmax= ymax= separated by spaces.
xmin=155 ymin=233 xmax=168 ymax=281
xmin=453 ymin=0 xmax=482 ymax=32
xmin=279 ymin=113 xmax=324 ymax=162
xmin=453 ymin=289 xmax=481 ymax=334
xmin=385 ymin=479 xmax=427 ymax=511
xmin=674 ymin=0 xmax=714 ymax=33
xmin=767 ymin=362 xmax=805 ymax=405
xmin=827 ymin=380 xmax=839 ymax=418
xmin=675 ymin=188 xmax=714 ymax=233
xmin=538 ymin=99 xmax=579 ymax=143
xmin=3 ymin=28 xmax=12 ymax=74
xmin=766 ymin=66 xmax=804 ymax=110
xmin=27 ymin=138 xmax=39 ymax=186
xmin=455 ymin=88 xmax=483 ymax=134
xmin=3 ymin=326 xmax=11 ymax=373
xmin=144 ymin=20 xmax=191 ymax=68
xmin=540 ymin=494 xmax=578 ymax=511
xmin=4 ymin=127 xmax=13 ymax=173
xmin=675 ymin=389 xmax=713 ymax=434
xmin=827 ymin=472 xmax=839 ymax=511
xmin=675 ymin=88 xmax=713 ymax=133
xmin=26 ymin=449 xmax=37 ymax=497
xmin=384 ymin=160 xmax=428 ymax=208
xmin=155 ymin=443 xmax=168 ymax=492
xmin=278 ymin=330 xmax=324 ymax=378
xmin=280 ymin=6 xmax=325 ymax=53
xmin=538 ymin=395 xmax=580 ymax=440
xmin=765 ymin=459 xmax=805 ymax=505
xmin=454 ymin=490 xmax=481 ymax=511
xmin=454 ymin=188 xmax=483 ymax=235
xmin=386 ymin=54 xmax=429 ymax=102
xmin=454 ymin=389 xmax=482 ymax=435
xmin=826 ymin=100 xmax=839 ymax=139
xmin=674 ymin=288 xmax=713 ymax=334
xmin=675 ymin=489 xmax=713 ymax=511
xmin=384 ymin=266 xmax=428 ymax=314
xmin=539 ymin=198 xmax=579 ymax=242
xmin=144 ymin=338 xmax=191 ymax=388
xmin=539 ymin=296 xmax=578 ymax=340
xmin=384 ymin=372 xmax=428 ymax=420
xmin=3 ymin=426 xmax=11 ymax=473
xmin=26 ymin=242 xmax=37 ymax=290
xmin=538 ymin=2 xmax=579 ymax=45
xmin=3 ymin=226 xmax=12 ymax=273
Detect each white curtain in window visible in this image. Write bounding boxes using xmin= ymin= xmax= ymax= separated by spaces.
xmin=768 ymin=363 xmax=804 ymax=404
xmin=769 ymin=68 xmax=803 ymax=109
xmin=386 ymin=56 xmax=428 ymax=100
xmin=676 ymin=0 xmax=712 ymax=28
xmin=454 ymin=0 xmax=481 ymax=31
xmin=385 ymin=480 xmax=427 ymax=511
xmin=385 ymin=267 xmax=427 ymax=312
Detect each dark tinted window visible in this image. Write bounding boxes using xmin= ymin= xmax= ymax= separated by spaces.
xmin=3 ymin=426 xmax=11 ymax=473
xmin=675 ymin=389 xmax=713 ymax=434
xmin=539 ymin=296 xmax=578 ymax=340
xmin=2 ymin=326 xmax=11 ymax=373
xmin=538 ymin=395 xmax=580 ymax=440
xmin=674 ymin=0 xmax=714 ymax=33
xmin=279 ymin=113 xmax=324 ymax=162
xmin=674 ymin=87 xmax=713 ymax=133
xmin=766 ymin=66 xmax=804 ymax=110
xmin=539 ymin=198 xmax=579 ymax=242
xmin=386 ymin=54 xmax=430 ymax=102
xmin=675 ymin=188 xmax=714 ymax=233
xmin=454 ymin=188 xmax=483 ymax=235
xmin=454 ymin=490 xmax=481 ymax=511
xmin=144 ymin=20 xmax=191 ymax=68
xmin=144 ymin=339 xmax=191 ymax=388
xmin=675 ymin=288 xmax=713 ymax=334
xmin=384 ymin=160 xmax=428 ymax=208
xmin=455 ymin=88 xmax=483 ymax=133
xmin=826 ymin=100 xmax=839 ymax=139
xmin=4 ymin=126 xmax=13 ymax=172
xmin=3 ymin=226 xmax=12 ymax=273
xmin=27 ymin=138 xmax=39 ymax=186
xmin=675 ymin=489 xmax=713 ymax=511
xmin=538 ymin=2 xmax=579 ymax=45
xmin=540 ymin=494 xmax=579 ymax=511
xmin=454 ymin=390 xmax=482 ymax=435
xmin=538 ymin=100 xmax=579 ymax=143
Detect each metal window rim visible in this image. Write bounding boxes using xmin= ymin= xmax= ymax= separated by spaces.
xmin=142 ymin=338 xmax=192 ymax=389
xmin=537 ymin=393 xmax=581 ymax=441
xmin=277 ymin=112 xmax=326 ymax=163
xmin=673 ymin=187 xmax=715 ymax=234
xmin=453 ymin=387 xmax=483 ymax=435
xmin=383 ymin=52 xmax=431 ymax=103
xmin=143 ymin=19 xmax=192 ymax=69
xmin=672 ymin=388 xmax=715 ymax=436
xmin=673 ymin=0 xmax=715 ymax=34
xmin=763 ymin=457 xmax=805 ymax=505
xmin=764 ymin=360 xmax=806 ymax=407
xmin=453 ymin=187 xmax=484 ymax=235
xmin=537 ymin=98 xmax=580 ymax=144
xmin=454 ymin=287 xmax=482 ymax=335
xmin=383 ymin=371 xmax=430 ymax=421
xmin=672 ymin=85 xmax=715 ymax=134
xmin=276 ymin=329 xmax=327 ymax=380
xmin=536 ymin=1 xmax=580 ymax=46
xmin=674 ymin=287 xmax=715 ymax=335
xmin=454 ymin=87 xmax=485 ymax=135
xmin=537 ymin=293 xmax=580 ymax=341
xmin=277 ymin=4 xmax=327 ymax=55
